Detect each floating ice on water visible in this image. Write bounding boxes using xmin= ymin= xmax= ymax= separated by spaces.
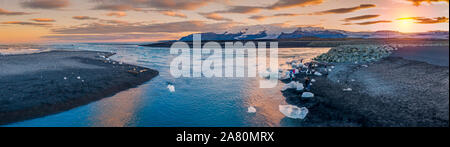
xmin=351 ymin=79 xmax=355 ymax=82
xmin=302 ymin=92 xmax=314 ymax=98
xmin=328 ymin=69 xmax=332 ymax=72
xmin=311 ymin=79 xmax=316 ymax=82
xmin=167 ymin=84 xmax=175 ymax=92
xmin=64 ymin=77 xmax=67 ymax=80
xmin=247 ymin=106 xmax=257 ymax=113
xmin=343 ymin=88 xmax=352 ymax=91
xmin=314 ymin=72 xmax=322 ymax=76
xmin=76 ymin=76 xmax=81 ymax=80
xmin=279 ymin=105 xmax=309 ymax=119
xmin=362 ymin=65 xmax=368 ymax=68
xmin=331 ymin=66 xmax=335 ymax=69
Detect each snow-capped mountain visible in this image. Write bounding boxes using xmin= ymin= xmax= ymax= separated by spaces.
xmin=278 ymin=27 xmax=348 ymax=39
xmin=178 ymin=26 xmax=449 ymax=41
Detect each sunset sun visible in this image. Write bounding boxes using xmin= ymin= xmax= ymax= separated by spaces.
xmin=397 ymin=19 xmax=415 ymax=32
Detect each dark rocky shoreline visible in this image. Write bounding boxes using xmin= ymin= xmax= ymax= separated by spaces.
xmin=280 ymin=49 xmax=449 ymax=127
xmin=0 ymin=51 xmax=159 ymax=125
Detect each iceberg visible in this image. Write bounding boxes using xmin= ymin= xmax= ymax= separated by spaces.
xmin=248 ymin=106 xmax=257 ymax=113
xmin=279 ymin=105 xmax=309 ymax=119
xmin=314 ymin=72 xmax=322 ymax=76
xmin=296 ymin=83 xmax=304 ymax=91
xmin=343 ymin=88 xmax=352 ymax=92
xmin=167 ymin=84 xmax=176 ymax=92
xmin=281 ymin=81 xmax=297 ymax=91
xmin=302 ymin=92 xmax=314 ymax=98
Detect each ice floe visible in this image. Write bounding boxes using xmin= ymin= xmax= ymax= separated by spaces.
xmin=247 ymin=106 xmax=257 ymax=113
xmin=279 ymin=105 xmax=309 ymax=119
xmin=314 ymin=72 xmax=322 ymax=76
xmin=296 ymin=83 xmax=304 ymax=91
xmin=301 ymin=92 xmax=314 ymax=98
xmin=167 ymin=84 xmax=176 ymax=92
xmin=343 ymin=88 xmax=352 ymax=92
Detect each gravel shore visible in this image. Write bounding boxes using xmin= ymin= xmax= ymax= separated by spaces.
xmin=281 ymin=46 xmax=449 ymax=127
xmin=0 ymin=51 xmax=159 ymax=125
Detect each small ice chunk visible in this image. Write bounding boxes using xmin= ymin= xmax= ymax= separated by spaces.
xmin=63 ymin=77 xmax=67 ymax=80
xmin=343 ymin=88 xmax=352 ymax=92
xmin=247 ymin=106 xmax=257 ymax=113
xmin=351 ymin=79 xmax=355 ymax=82
xmin=328 ymin=69 xmax=332 ymax=72
xmin=331 ymin=66 xmax=335 ymax=69
xmin=311 ymin=79 xmax=316 ymax=82
xmin=314 ymin=72 xmax=322 ymax=76
xmin=76 ymin=76 xmax=81 ymax=80
xmin=281 ymin=81 xmax=297 ymax=91
xmin=296 ymin=83 xmax=304 ymax=91
xmin=302 ymin=92 xmax=314 ymax=98
xmin=167 ymin=84 xmax=175 ymax=92
xmin=279 ymin=105 xmax=309 ymax=119
xmin=362 ymin=65 xmax=369 ymax=68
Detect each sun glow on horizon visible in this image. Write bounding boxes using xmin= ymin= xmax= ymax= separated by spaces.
xmin=396 ymin=19 xmax=415 ymax=33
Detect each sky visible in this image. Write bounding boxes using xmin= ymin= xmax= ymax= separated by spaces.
xmin=0 ymin=0 xmax=448 ymax=43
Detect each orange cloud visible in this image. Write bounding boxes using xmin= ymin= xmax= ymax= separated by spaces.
xmin=51 ymin=21 xmax=237 ymax=34
xmin=93 ymin=4 xmax=142 ymax=11
xmin=311 ymin=4 xmax=376 ymax=15
xmin=249 ymin=13 xmax=300 ymax=21
xmin=397 ymin=17 xmax=449 ymax=24
xmin=343 ymin=15 xmax=380 ymax=22
xmin=91 ymin=0 xmax=215 ymax=11
xmin=31 ymin=18 xmax=56 ymax=22
xmin=160 ymin=11 xmax=187 ymax=18
xmin=267 ymin=0 xmax=324 ymax=10
xmin=249 ymin=15 xmax=271 ymax=21
xmin=214 ymin=0 xmax=324 ymax=14
xmin=200 ymin=13 xmax=232 ymax=21
xmin=106 ymin=12 xmax=127 ymax=17
xmin=215 ymin=6 xmax=264 ymax=14
xmin=72 ymin=16 xmax=98 ymax=20
xmin=352 ymin=20 xmax=392 ymax=25
xmin=0 ymin=8 xmax=32 ymax=15
xmin=406 ymin=0 xmax=449 ymax=6
xmin=2 ymin=21 xmax=52 ymax=27
xmin=21 ymin=0 xmax=69 ymax=9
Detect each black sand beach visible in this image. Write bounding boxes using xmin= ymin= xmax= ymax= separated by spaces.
xmin=282 ymin=46 xmax=449 ymax=127
xmin=0 ymin=51 xmax=158 ymax=125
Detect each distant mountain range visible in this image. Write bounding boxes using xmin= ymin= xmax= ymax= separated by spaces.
xmin=178 ymin=27 xmax=449 ymax=41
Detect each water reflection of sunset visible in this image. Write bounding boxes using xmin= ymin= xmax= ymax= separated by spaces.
xmin=89 ymin=87 xmax=145 ymax=127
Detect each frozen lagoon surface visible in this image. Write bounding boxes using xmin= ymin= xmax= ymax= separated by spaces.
xmin=3 ymin=43 xmax=330 ymax=127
